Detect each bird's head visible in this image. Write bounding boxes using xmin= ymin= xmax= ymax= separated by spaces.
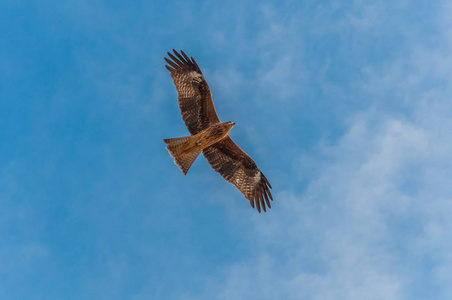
xmin=224 ymin=121 xmax=235 ymax=133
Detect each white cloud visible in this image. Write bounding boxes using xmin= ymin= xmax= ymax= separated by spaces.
xmin=195 ymin=99 xmax=452 ymax=298
xmin=186 ymin=2 xmax=452 ymax=299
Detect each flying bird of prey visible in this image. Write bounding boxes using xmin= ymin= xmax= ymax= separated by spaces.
xmin=163 ymin=50 xmax=273 ymax=213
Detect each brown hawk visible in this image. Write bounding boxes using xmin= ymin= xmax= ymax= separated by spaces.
xmin=163 ymin=50 xmax=273 ymax=213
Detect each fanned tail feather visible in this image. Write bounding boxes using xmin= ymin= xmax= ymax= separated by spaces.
xmin=163 ymin=136 xmax=200 ymax=175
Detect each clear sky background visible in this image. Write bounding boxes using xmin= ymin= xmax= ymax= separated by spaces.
xmin=2 ymin=1 xmax=452 ymax=299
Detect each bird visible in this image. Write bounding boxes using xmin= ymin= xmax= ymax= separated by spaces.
xmin=163 ymin=49 xmax=273 ymax=213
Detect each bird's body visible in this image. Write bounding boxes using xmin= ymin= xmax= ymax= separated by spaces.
xmin=184 ymin=121 xmax=235 ymax=153
xmin=163 ymin=49 xmax=273 ymax=212
xmin=163 ymin=122 xmax=234 ymax=174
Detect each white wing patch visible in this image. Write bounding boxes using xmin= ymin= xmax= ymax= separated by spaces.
xmin=189 ymin=71 xmax=203 ymax=83
xmin=253 ymin=171 xmax=261 ymax=184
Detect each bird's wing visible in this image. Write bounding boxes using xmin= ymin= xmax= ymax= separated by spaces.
xmin=202 ymin=136 xmax=273 ymax=213
xmin=165 ymin=49 xmax=220 ymax=135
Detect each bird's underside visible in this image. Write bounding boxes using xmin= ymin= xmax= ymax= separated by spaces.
xmin=163 ymin=49 xmax=273 ymax=213
xmin=163 ymin=122 xmax=234 ymax=175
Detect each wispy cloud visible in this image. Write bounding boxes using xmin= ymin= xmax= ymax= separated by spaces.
xmin=195 ymin=103 xmax=452 ymax=299
xmin=186 ymin=2 xmax=452 ymax=299
xmin=3 ymin=0 xmax=452 ymax=299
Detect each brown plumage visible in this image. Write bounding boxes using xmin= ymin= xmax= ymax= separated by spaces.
xmin=163 ymin=49 xmax=273 ymax=213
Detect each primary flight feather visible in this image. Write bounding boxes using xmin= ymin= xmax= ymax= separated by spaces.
xmin=163 ymin=49 xmax=273 ymax=213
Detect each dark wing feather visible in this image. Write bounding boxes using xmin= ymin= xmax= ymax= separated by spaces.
xmin=165 ymin=49 xmax=220 ymax=135
xmin=203 ymin=136 xmax=273 ymax=213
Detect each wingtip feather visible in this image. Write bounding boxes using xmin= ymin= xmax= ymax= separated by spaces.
xmin=263 ymin=189 xmax=271 ymax=208
xmin=259 ymin=194 xmax=266 ymax=212
xmin=164 ymin=49 xmax=202 ymax=74
xmin=174 ymin=50 xmax=189 ymax=64
xmin=255 ymin=196 xmax=261 ymax=213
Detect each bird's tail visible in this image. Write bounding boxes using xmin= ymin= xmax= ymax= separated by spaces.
xmin=163 ymin=136 xmax=201 ymax=175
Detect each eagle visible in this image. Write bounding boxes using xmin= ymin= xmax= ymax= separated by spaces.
xmin=163 ymin=50 xmax=273 ymax=213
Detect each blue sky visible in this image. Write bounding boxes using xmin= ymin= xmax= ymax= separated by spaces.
xmin=1 ymin=0 xmax=452 ymax=299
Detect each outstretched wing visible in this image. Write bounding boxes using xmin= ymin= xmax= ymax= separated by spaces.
xmin=203 ymin=136 xmax=273 ymax=213
xmin=165 ymin=49 xmax=220 ymax=135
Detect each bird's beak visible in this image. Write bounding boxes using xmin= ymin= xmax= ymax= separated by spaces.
xmin=232 ymin=122 xmax=235 ymax=126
